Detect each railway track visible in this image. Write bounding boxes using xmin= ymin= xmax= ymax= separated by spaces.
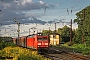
xmin=40 ymin=46 xmax=90 ymax=60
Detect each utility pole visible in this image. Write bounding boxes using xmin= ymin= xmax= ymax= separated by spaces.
xmin=55 ymin=22 xmax=56 ymax=33
xmin=13 ymin=18 xmax=20 ymax=45
xmin=0 ymin=23 xmax=2 ymax=36
xmin=49 ymin=27 xmax=50 ymax=33
xmin=0 ymin=10 xmax=1 ymax=37
xmin=70 ymin=19 xmax=72 ymax=45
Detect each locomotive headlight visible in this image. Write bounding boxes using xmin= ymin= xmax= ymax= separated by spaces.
xmin=40 ymin=34 xmax=41 ymax=35
xmin=45 ymin=43 xmax=48 ymax=45
xmin=38 ymin=34 xmax=39 ymax=35
xmin=38 ymin=46 xmax=40 ymax=47
xmin=38 ymin=43 xmax=41 ymax=45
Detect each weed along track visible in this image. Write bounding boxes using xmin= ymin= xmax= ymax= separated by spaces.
xmin=40 ymin=46 xmax=90 ymax=60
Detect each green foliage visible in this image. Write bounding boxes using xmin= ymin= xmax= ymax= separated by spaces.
xmin=0 ymin=42 xmax=5 ymax=50
xmin=42 ymin=30 xmax=50 ymax=35
xmin=73 ymin=29 xmax=82 ymax=43
xmin=74 ymin=6 xmax=90 ymax=44
xmin=60 ymin=25 xmax=70 ymax=42
xmin=0 ymin=42 xmax=16 ymax=50
xmin=71 ymin=44 xmax=90 ymax=55
xmin=60 ymin=44 xmax=90 ymax=55
xmin=57 ymin=28 xmax=63 ymax=35
xmin=5 ymin=42 xmax=16 ymax=47
xmin=18 ymin=54 xmax=38 ymax=60
xmin=85 ymin=36 xmax=90 ymax=46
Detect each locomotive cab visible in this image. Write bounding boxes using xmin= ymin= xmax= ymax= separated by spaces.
xmin=36 ymin=33 xmax=49 ymax=53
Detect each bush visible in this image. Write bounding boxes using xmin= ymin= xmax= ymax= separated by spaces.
xmin=4 ymin=42 xmax=16 ymax=47
xmin=0 ymin=41 xmax=16 ymax=50
xmin=0 ymin=46 xmax=50 ymax=60
xmin=0 ymin=42 xmax=5 ymax=50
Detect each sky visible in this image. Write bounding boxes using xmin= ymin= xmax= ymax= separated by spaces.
xmin=0 ymin=0 xmax=90 ymax=37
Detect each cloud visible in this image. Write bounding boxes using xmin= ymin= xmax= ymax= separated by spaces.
xmin=39 ymin=1 xmax=44 ymax=5
xmin=0 ymin=0 xmax=53 ymax=25
xmin=0 ymin=22 xmax=78 ymax=37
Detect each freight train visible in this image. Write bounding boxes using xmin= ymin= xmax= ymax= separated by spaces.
xmin=12 ymin=33 xmax=50 ymax=53
xmin=12 ymin=32 xmax=60 ymax=53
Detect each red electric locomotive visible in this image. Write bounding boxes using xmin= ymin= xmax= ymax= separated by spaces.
xmin=26 ymin=33 xmax=49 ymax=52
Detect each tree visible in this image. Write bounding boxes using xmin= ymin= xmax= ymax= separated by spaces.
xmin=73 ymin=29 xmax=82 ymax=43
xmin=61 ymin=25 xmax=70 ymax=42
xmin=42 ymin=30 xmax=50 ymax=35
xmin=74 ymin=6 xmax=90 ymax=44
xmin=57 ymin=28 xmax=63 ymax=35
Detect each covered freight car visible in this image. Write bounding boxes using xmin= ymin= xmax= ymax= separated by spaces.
xmin=12 ymin=38 xmax=17 ymax=44
xmin=19 ymin=36 xmax=27 ymax=47
xmin=12 ymin=36 xmax=27 ymax=47
xmin=49 ymin=33 xmax=60 ymax=45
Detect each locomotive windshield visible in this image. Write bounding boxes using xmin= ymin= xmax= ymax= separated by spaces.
xmin=43 ymin=37 xmax=47 ymax=40
xmin=37 ymin=38 xmax=42 ymax=40
xmin=37 ymin=37 xmax=47 ymax=40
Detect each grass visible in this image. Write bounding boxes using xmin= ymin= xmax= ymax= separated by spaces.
xmin=54 ymin=43 xmax=90 ymax=55
xmin=69 ymin=44 xmax=90 ymax=55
